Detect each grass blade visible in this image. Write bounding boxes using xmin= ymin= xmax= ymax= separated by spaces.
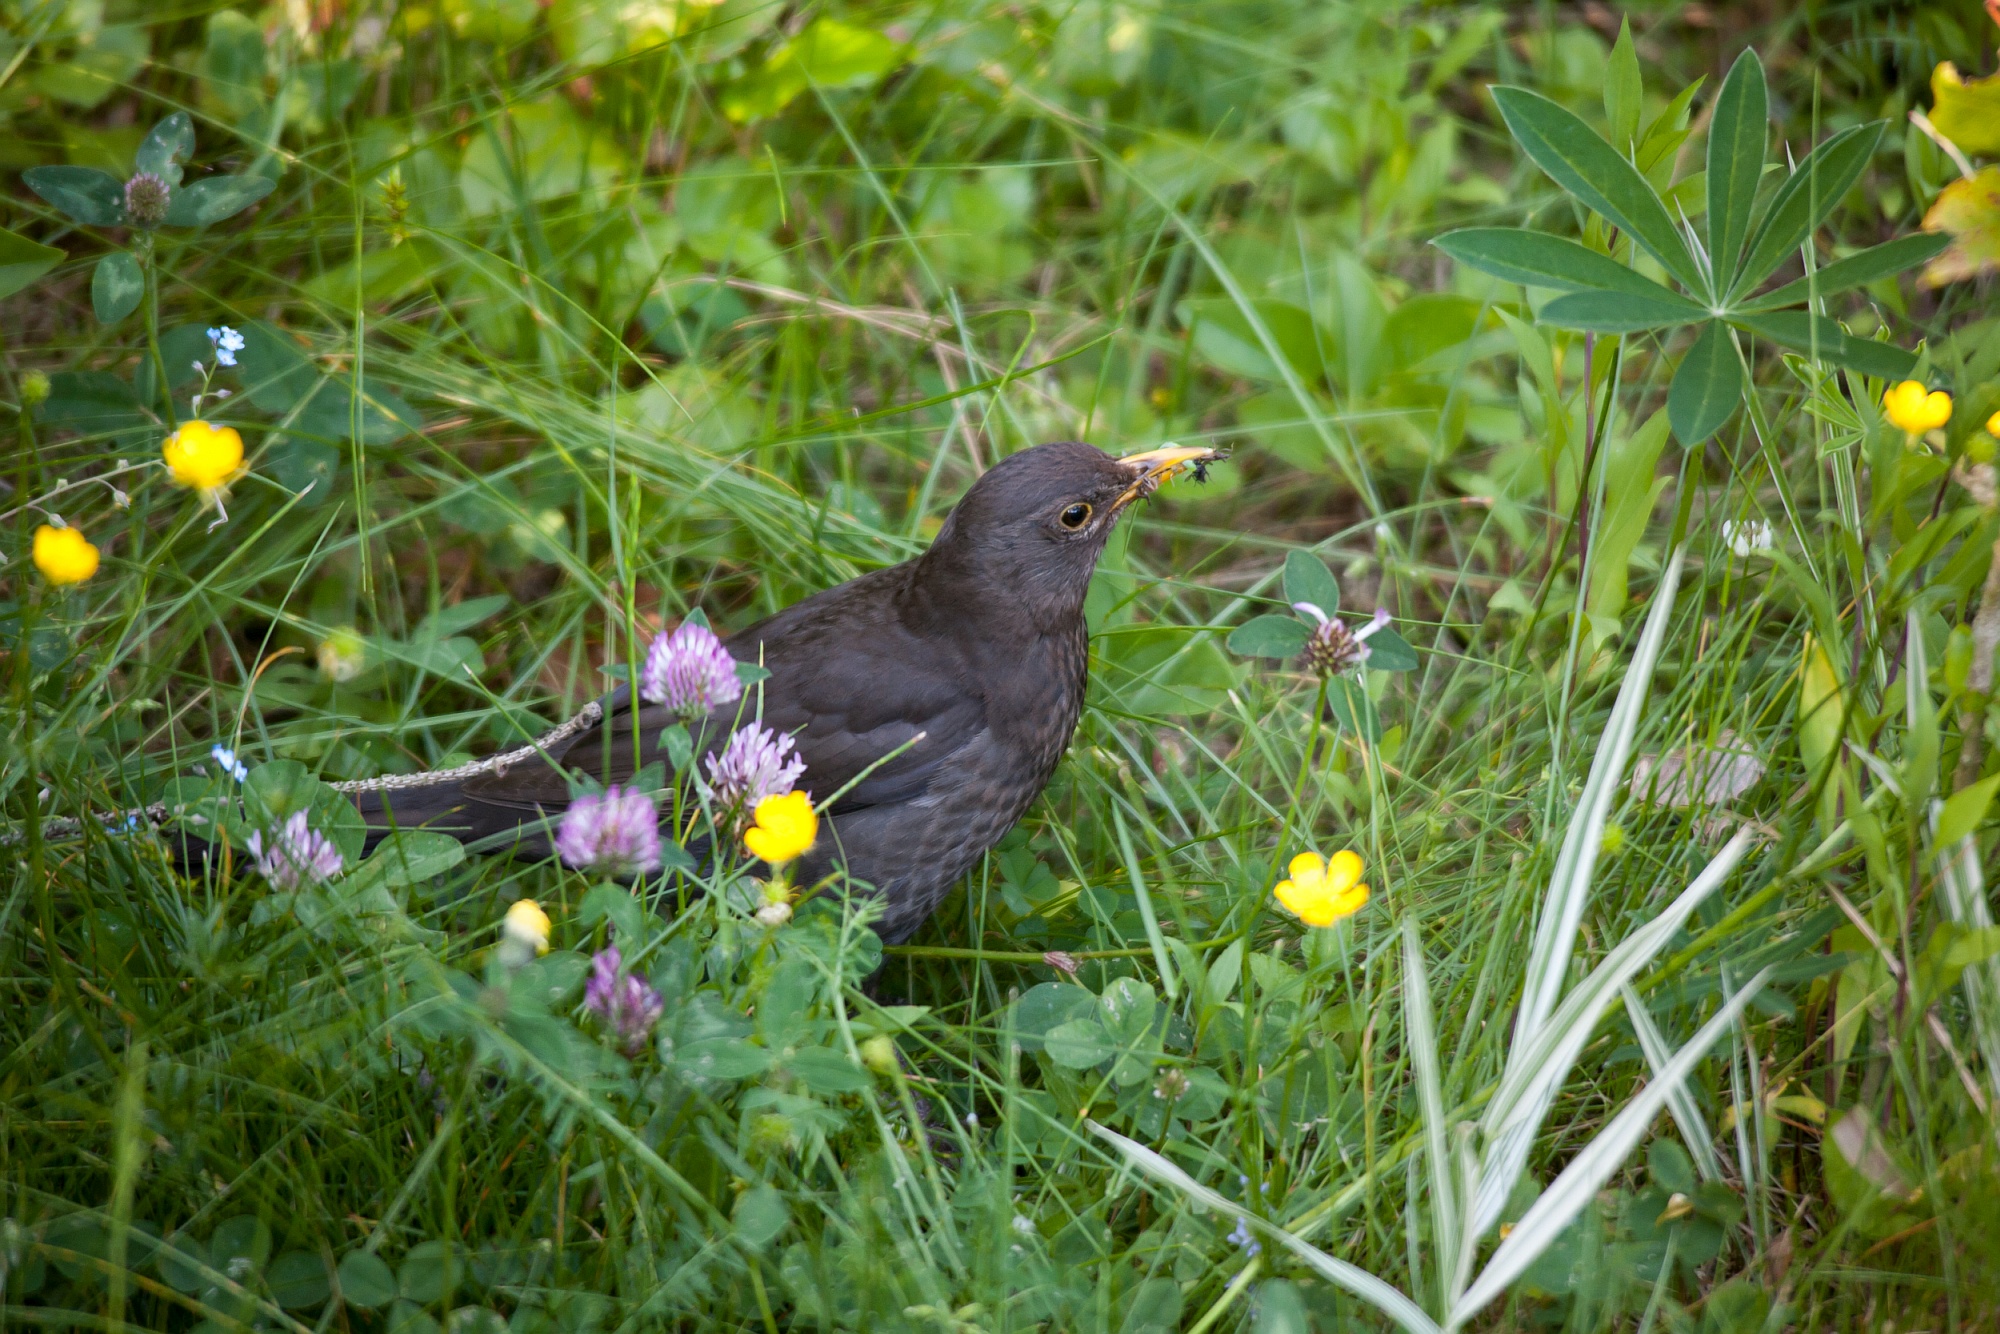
xmin=1621 ymin=982 xmax=1726 ymax=1181
xmin=1452 ymin=968 xmax=1773 ymax=1327
xmin=1402 ymin=918 xmax=1459 ymax=1309
xmin=1472 ymin=828 xmax=1753 ymax=1235
xmin=1087 ymin=1121 xmax=1443 ymax=1334
xmin=1518 ymin=546 xmax=1687 ymax=1043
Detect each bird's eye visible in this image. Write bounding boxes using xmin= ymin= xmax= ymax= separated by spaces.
xmin=1059 ymin=502 xmax=1093 ymax=530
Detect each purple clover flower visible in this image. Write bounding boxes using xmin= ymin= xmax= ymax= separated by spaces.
xmin=555 ymin=785 xmax=663 ymax=876
xmin=248 ymin=811 xmax=345 ymax=889
xmin=702 ymin=721 xmax=806 ymax=811
xmin=123 ymin=172 xmax=170 ymax=227
xmin=584 ymin=945 xmax=665 ymax=1053
xmin=1292 ymin=603 xmax=1391 ymax=679
xmin=640 ymin=621 xmax=742 ymax=719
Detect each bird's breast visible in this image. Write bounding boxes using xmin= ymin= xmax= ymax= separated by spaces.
xmin=976 ymin=620 xmax=1090 ymax=783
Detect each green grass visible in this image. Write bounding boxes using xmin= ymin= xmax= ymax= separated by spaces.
xmin=5 ymin=0 xmax=2000 ymax=1329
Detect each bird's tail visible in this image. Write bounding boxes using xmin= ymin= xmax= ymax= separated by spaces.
xmin=351 ymin=780 xmax=479 ymax=854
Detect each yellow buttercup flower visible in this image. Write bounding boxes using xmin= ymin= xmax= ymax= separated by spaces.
xmin=744 ymin=790 xmax=817 ymax=864
xmin=32 ymin=524 xmax=99 ymax=586
xmin=1272 ymin=849 xmax=1369 ymax=927
xmin=162 ymin=420 xmax=245 ymax=492
xmin=1882 ymin=381 xmax=1952 ymax=435
xmin=1987 ymin=409 xmax=2000 ymax=439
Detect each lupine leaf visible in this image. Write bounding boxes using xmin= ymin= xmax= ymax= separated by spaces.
xmin=1667 ymin=321 xmax=1742 ymax=445
xmin=1705 ymin=51 xmax=1768 ymax=291
xmin=1730 ymin=311 xmax=1917 ymax=378
xmin=1743 ymin=233 xmax=1951 ymax=310
xmin=1433 ymin=228 xmax=1682 ymax=296
xmin=1730 ymin=123 xmax=1881 ymax=300
xmin=1540 ymin=288 xmax=1707 ymax=333
xmin=1491 ymin=86 xmax=1705 ymax=296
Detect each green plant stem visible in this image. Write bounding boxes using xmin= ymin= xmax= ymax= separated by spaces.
xmin=882 ymin=937 xmax=1239 ymax=965
xmin=139 ymin=232 xmax=174 ymax=428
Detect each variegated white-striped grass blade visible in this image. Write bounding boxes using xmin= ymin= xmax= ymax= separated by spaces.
xmin=1621 ymin=982 xmax=1726 ymax=1181
xmin=1402 ymin=918 xmax=1459 ymax=1308
xmin=1517 ymin=545 xmax=1687 ymax=1044
xmin=1931 ymin=814 xmax=2000 ymax=1107
xmin=1449 ymin=968 xmax=1773 ymax=1328
xmin=1085 ymin=1120 xmax=1444 ymax=1334
xmin=1469 ymin=827 xmax=1753 ymax=1236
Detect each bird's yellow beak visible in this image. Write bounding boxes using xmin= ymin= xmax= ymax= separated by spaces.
xmin=1111 ymin=444 xmax=1225 ymax=509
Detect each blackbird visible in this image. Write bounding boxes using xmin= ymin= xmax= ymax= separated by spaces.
xmin=355 ymin=440 xmax=1219 ymax=943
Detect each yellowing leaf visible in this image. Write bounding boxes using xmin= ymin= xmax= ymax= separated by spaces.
xmin=790 ymin=18 xmax=902 ymax=87
xmin=1921 ymin=167 xmax=2000 ymax=288
xmin=721 ymin=19 xmax=903 ymax=123
xmin=1936 ymin=771 xmax=2000 ymax=847
xmin=1930 ymin=62 xmax=2000 ymax=158
xmin=1797 ymin=635 xmax=1843 ymax=779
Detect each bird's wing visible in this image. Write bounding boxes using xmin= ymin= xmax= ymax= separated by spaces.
xmin=463 ymin=573 xmax=986 ymax=815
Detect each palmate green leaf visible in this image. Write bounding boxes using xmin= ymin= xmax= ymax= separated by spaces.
xmin=1366 ymin=627 xmax=1418 ymax=672
xmin=22 ymin=165 xmax=126 ymax=226
xmin=91 ymin=251 xmax=142 ymax=324
xmin=1668 ymin=321 xmax=1742 ymax=445
xmin=1227 ymin=614 xmax=1310 ymax=659
xmin=1282 ymin=549 xmax=1340 ymax=616
xmin=1742 ymin=233 xmax=1952 ymax=312
xmin=1432 ymin=228 xmax=1680 ymax=295
xmin=1728 ymin=123 xmax=1883 ymax=301
xmin=1491 ymin=86 xmax=1705 ymax=297
xmin=1326 ymin=676 xmax=1379 ymax=741
xmin=0 ymin=227 xmax=64 ymax=300
xmin=1539 ymin=288 xmax=1707 ymax=333
xmin=1706 ymin=50 xmax=1768 ymax=292
xmin=135 ymin=112 xmax=195 ymax=186
xmin=1730 ymin=311 xmax=1917 ymax=379
xmin=335 ymin=1251 xmax=397 ymax=1309
xmin=163 ymin=174 xmax=276 ymax=227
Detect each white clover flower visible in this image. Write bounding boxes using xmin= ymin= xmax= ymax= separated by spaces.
xmin=1722 ymin=519 xmax=1774 ymax=558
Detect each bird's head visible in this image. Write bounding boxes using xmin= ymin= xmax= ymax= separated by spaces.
xmin=918 ymin=440 xmax=1223 ymax=632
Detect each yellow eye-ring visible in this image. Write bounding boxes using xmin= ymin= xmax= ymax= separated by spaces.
xmin=1059 ymin=502 xmax=1092 ymax=530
